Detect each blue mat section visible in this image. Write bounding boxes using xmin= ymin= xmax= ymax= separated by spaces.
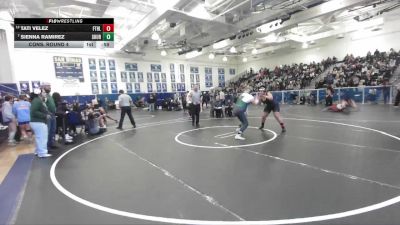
xmin=0 ymin=154 xmax=34 ymax=225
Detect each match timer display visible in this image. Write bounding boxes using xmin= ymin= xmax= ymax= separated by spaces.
xmin=14 ymin=18 xmax=114 ymax=48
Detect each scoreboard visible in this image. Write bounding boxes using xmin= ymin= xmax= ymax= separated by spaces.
xmin=14 ymin=18 xmax=114 ymax=48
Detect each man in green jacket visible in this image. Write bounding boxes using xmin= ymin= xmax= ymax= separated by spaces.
xmin=41 ymin=83 xmax=57 ymax=149
xmin=30 ymin=88 xmax=52 ymax=158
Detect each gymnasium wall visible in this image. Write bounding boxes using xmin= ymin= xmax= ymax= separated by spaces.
xmin=0 ymin=20 xmax=15 ymax=83
xmin=11 ymin=49 xmax=238 ymax=96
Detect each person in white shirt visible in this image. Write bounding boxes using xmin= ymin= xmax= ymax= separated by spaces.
xmin=188 ymin=85 xmax=201 ymax=127
xmin=219 ymin=90 xmax=225 ymax=101
xmin=116 ymin=90 xmax=136 ymax=129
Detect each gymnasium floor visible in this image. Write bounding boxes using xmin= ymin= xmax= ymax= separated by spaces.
xmin=11 ymin=104 xmax=400 ymax=225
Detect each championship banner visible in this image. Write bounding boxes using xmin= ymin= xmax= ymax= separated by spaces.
xmin=154 ymin=73 xmax=160 ymax=82
xmin=100 ymin=71 xmax=107 ymax=82
xmin=31 ymin=81 xmax=41 ymax=89
xmin=120 ymin=71 xmax=127 ymax=82
xmin=161 ymin=73 xmax=166 ymax=82
xmin=190 ymin=66 xmax=199 ymax=74
xmin=110 ymin=71 xmax=117 ymax=82
xmin=110 ymin=83 xmax=118 ymax=94
xmin=126 ymin=83 xmax=132 ymax=93
xmin=171 ymin=73 xmax=175 ymax=83
xmin=88 ymin=58 xmax=96 ymax=70
xmin=125 ymin=63 xmax=138 ymax=71
xmin=171 ymin=83 xmax=176 ymax=92
xmin=147 ymin=83 xmax=153 ymax=92
xmin=151 ymin=64 xmax=161 ymax=72
xmin=101 ymin=83 xmax=108 ymax=94
xmin=53 ymin=56 xmax=83 ymax=79
xmin=135 ymin=83 xmax=140 ymax=93
xmin=19 ymin=81 xmax=30 ymax=93
xmin=99 ymin=59 xmax=106 ymax=70
xmin=91 ymin=83 xmax=99 ymax=94
xmin=137 ymin=72 xmax=144 ymax=82
xmin=129 ymin=72 xmax=136 ymax=83
xmin=90 ymin=71 xmax=98 ymax=82
xmin=229 ymin=68 xmax=235 ymax=75
xmin=156 ymin=83 xmax=161 ymax=92
xmin=147 ymin=72 xmax=153 ymax=82
xmin=108 ymin=59 xmax=116 ymax=70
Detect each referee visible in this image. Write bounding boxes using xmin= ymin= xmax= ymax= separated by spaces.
xmin=116 ymin=90 xmax=136 ymax=129
xmin=188 ymin=85 xmax=201 ymax=127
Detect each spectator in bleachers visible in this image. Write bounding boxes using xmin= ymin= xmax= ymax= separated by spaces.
xmin=319 ymin=49 xmax=398 ymax=89
xmin=12 ymin=95 xmax=32 ymax=141
xmin=1 ymin=95 xmax=17 ymax=146
xmin=228 ymin=61 xmax=325 ymax=92
xmin=214 ymin=96 xmax=223 ymax=118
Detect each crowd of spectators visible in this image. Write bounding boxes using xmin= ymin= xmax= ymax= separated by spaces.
xmin=315 ymin=48 xmax=400 ymax=89
xmin=227 ymin=49 xmax=400 ymax=94
xmin=0 ymin=84 xmax=119 ymax=157
xmin=228 ymin=60 xmax=335 ymax=93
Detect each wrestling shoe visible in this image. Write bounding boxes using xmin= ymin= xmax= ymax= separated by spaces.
xmin=235 ymin=134 xmax=245 ymax=140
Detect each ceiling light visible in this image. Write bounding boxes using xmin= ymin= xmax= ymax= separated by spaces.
xmin=230 ymin=46 xmax=237 ymax=53
xmin=242 ymin=57 xmax=248 ymax=62
xmin=222 ymin=56 xmax=228 ymax=62
xmin=161 ymin=50 xmax=167 ymax=56
xmin=208 ymin=53 xmax=215 ymax=59
xmin=302 ymin=42 xmax=309 ymax=48
xmin=252 ymin=48 xmax=258 ymax=54
xmin=371 ymin=26 xmax=382 ymax=32
xmin=213 ymin=40 xmax=228 ymax=49
xmin=186 ymin=50 xmax=203 ymax=59
xmin=189 ymin=3 xmax=211 ymax=20
xmin=260 ymin=32 xmax=277 ymax=43
xmin=75 ymin=0 xmax=97 ymax=4
xmin=151 ymin=32 xmax=160 ymax=41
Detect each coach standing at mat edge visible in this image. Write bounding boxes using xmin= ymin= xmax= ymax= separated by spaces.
xmin=116 ymin=90 xmax=136 ymax=130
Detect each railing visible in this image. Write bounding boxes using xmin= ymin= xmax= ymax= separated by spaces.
xmin=267 ymin=85 xmax=396 ymax=105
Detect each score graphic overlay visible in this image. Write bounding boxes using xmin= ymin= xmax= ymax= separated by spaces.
xmin=14 ymin=18 xmax=114 ymax=48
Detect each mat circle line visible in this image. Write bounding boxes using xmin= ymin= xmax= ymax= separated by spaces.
xmin=174 ymin=126 xmax=277 ymax=149
xmin=50 ymin=117 xmax=400 ymax=225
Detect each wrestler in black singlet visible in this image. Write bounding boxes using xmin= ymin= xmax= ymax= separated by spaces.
xmin=262 ymin=95 xmax=280 ymax=113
